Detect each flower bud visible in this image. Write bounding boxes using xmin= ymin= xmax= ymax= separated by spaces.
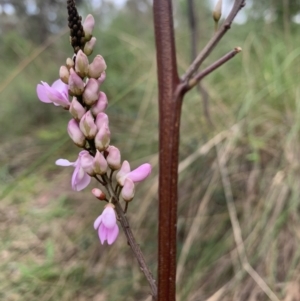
xmin=66 ymin=57 xmax=74 ymax=69
xmin=92 ymin=188 xmax=106 ymax=200
xmin=121 ymin=178 xmax=135 ymax=202
xmin=95 ymin=123 xmax=110 ymax=151
xmin=106 ymin=146 xmax=121 ymax=170
xmin=93 ymin=150 xmax=108 ymax=175
xmin=95 ymin=112 xmax=109 ymax=129
xmin=80 ymin=152 xmax=95 ymax=176
xmin=83 ymin=78 xmax=100 ymax=106
xmin=91 ymin=92 xmax=108 ymax=116
xmin=59 ymin=65 xmax=70 ymax=84
xmin=88 ymin=55 xmax=107 ymax=79
xmin=84 ymin=37 xmax=96 ymax=56
xmin=213 ymin=0 xmax=222 ymax=23
xmin=68 ymin=119 xmax=86 ymax=147
xmin=75 ymin=50 xmax=89 ymax=78
xmin=116 ymin=160 xmax=131 ymax=186
xmin=69 ymin=97 xmax=86 ymax=120
xmin=98 ymin=71 xmax=106 ymax=85
xmin=79 ymin=110 xmax=98 ymax=139
xmin=68 ymin=68 xmax=85 ymax=96
xmin=83 ymin=14 xmax=95 ymax=41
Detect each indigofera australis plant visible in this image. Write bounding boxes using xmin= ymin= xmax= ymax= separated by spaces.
xmin=34 ymin=0 xmax=270 ymax=300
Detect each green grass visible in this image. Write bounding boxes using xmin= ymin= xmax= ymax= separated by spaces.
xmin=1 ymin=7 xmax=300 ymax=301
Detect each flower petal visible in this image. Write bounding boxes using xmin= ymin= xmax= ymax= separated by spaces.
xmin=52 ymin=79 xmax=68 ymax=96
xmin=127 ymin=163 xmax=151 ymax=183
xmin=73 ymin=170 xmax=91 ymax=191
xmin=107 ymin=224 xmax=119 ymax=245
xmin=98 ymin=223 xmax=107 ymax=244
xmin=102 ymin=206 xmax=116 ymax=229
xmin=93 ymin=214 xmax=102 ymax=230
xmin=55 ymin=159 xmax=74 ymax=166
xmin=37 ymin=83 xmax=52 ymax=103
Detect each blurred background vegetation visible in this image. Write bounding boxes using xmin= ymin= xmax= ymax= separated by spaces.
xmin=1 ymin=0 xmax=300 ymax=300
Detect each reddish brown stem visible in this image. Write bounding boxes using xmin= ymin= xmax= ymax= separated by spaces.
xmin=153 ymin=0 xmax=182 ymax=300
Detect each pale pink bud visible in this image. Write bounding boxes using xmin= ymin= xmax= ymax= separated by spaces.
xmin=66 ymin=57 xmax=74 ymax=69
xmin=95 ymin=123 xmax=110 ymax=151
xmin=88 ymin=55 xmax=107 ymax=79
xmin=92 ymin=188 xmax=106 ymax=200
xmin=59 ymin=65 xmax=70 ymax=84
xmin=106 ymin=146 xmax=121 ymax=170
xmin=79 ymin=110 xmax=98 ymax=139
xmin=69 ymin=97 xmax=86 ymax=120
xmin=83 ymin=14 xmax=95 ymax=41
xmin=116 ymin=160 xmax=131 ymax=186
xmin=97 ymin=71 xmax=106 ymax=85
xmin=75 ymin=50 xmax=89 ymax=78
xmin=84 ymin=37 xmax=96 ymax=56
xmin=83 ymin=78 xmax=100 ymax=106
xmin=80 ymin=151 xmax=95 ymax=176
xmin=91 ymin=92 xmax=108 ymax=116
xmin=68 ymin=68 xmax=84 ymax=95
xmin=121 ymin=178 xmax=135 ymax=202
xmin=93 ymin=150 xmax=108 ymax=175
xmin=68 ymin=119 xmax=86 ymax=147
xmin=95 ymin=112 xmax=109 ymax=130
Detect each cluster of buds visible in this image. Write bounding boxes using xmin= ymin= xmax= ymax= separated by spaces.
xmin=36 ymin=13 xmax=151 ymax=245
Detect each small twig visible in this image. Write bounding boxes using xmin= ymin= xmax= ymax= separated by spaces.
xmin=187 ymin=0 xmax=213 ymax=127
xmin=186 ymin=47 xmax=242 ymax=91
xmin=102 ymin=174 xmax=157 ymax=299
xmin=182 ymin=0 xmax=246 ymax=82
xmin=216 ymin=143 xmax=281 ymax=301
xmin=94 ymin=175 xmax=106 ymax=186
xmin=124 ymin=202 xmax=129 ymax=213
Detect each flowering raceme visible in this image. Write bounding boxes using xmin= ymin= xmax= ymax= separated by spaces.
xmin=37 ymin=10 xmax=152 ymax=246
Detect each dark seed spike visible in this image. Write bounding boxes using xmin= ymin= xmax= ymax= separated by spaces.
xmin=67 ymin=0 xmax=85 ymax=54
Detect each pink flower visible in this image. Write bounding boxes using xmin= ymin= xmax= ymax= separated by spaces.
xmin=37 ymin=79 xmax=70 ymax=108
xmin=94 ymin=204 xmax=119 ymax=245
xmin=55 ymin=150 xmax=91 ymax=191
xmin=116 ymin=161 xmax=152 ymax=186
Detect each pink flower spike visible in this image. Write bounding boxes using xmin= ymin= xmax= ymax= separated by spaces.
xmin=94 ymin=204 xmax=119 ymax=245
xmin=127 ymin=163 xmax=152 ymax=183
xmin=37 ymin=79 xmax=70 ymax=108
xmin=56 ymin=150 xmax=91 ymax=191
